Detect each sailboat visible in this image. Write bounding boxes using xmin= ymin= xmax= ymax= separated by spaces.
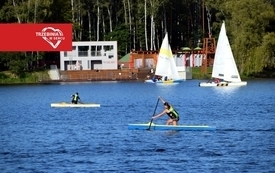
xmin=145 ymin=32 xmax=184 ymax=83
xmin=199 ymin=21 xmax=247 ymax=87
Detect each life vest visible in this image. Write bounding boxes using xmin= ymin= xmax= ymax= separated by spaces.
xmin=166 ymin=106 xmax=179 ymax=119
xmin=73 ymin=94 xmax=78 ymax=101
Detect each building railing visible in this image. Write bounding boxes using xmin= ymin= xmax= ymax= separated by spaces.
xmin=64 ymin=50 xmax=114 ymax=57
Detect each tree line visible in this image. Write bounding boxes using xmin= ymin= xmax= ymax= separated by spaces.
xmin=0 ymin=0 xmax=274 ymax=77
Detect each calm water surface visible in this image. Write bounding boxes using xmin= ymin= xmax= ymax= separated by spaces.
xmin=0 ymin=79 xmax=275 ymax=173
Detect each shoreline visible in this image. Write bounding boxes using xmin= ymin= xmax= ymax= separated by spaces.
xmin=1 ymin=77 xmax=274 ymax=86
xmin=1 ymin=68 xmax=275 ymax=85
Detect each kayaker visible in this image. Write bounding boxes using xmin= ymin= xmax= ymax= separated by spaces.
xmin=71 ymin=92 xmax=81 ymax=104
xmin=152 ymin=96 xmax=179 ymax=126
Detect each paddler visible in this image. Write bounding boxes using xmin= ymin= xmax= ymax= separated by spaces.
xmin=152 ymin=96 xmax=179 ymax=126
xmin=71 ymin=92 xmax=81 ymax=104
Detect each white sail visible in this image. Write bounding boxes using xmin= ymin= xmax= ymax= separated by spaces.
xmin=155 ymin=33 xmax=181 ymax=80
xmin=168 ymin=44 xmax=181 ymax=79
xmin=212 ymin=21 xmax=241 ymax=82
xmin=155 ymin=33 xmax=171 ymax=77
xmin=199 ymin=21 xmax=247 ymax=87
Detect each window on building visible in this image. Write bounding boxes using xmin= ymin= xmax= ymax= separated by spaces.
xmin=103 ymin=45 xmax=113 ymax=51
xmin=91 ymin=45 xmax=102 ymax=56
xmin=78 ymin=46 xmax=89 ymax=57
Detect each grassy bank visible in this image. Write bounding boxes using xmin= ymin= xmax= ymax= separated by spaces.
xmin=192 ymin=67 xmax=275 ymax=79
xmin=191 ymin=67 xmax=212 ymax=79
xmin=0 ymin=70 xmax=50 ymax=84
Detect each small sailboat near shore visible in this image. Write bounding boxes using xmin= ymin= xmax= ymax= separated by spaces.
xmin=199 ymin=21 xmax=247 ymax=87
xmin=145 ymin=32 xmax=184 ymax=84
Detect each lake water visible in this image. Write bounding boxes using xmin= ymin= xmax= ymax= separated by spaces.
xmin=0 ymin=79 xmax=275 ymax=173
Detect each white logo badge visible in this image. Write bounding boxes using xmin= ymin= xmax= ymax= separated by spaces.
xmin=36 ymin=27 xmax=65 ymax=49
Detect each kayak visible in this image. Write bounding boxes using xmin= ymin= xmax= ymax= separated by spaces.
xmin=51 ymin=102 xmax=100 ymax=108
xmin=128 ymin=122 xmax=216 ymax=131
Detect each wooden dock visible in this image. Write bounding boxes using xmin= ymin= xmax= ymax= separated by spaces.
xmin=52 ymin=68 xmax=152 ymax=82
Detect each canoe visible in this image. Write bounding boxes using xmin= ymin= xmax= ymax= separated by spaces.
xmin=128 ymin=122 xmax=216 ymax=131
xmin=51 ymin=102 xmax=100 ymax=108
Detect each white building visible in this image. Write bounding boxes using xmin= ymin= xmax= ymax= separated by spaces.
xmin=60 ymin=41 xmax=118 ymax=70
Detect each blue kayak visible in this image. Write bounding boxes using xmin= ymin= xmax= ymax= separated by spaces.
xmin=128 ymin=122 xmax=216 ymax=131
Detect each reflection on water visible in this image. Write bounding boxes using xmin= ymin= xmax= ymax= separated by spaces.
xmin=212 ymin=86 xmax=241 ymax=95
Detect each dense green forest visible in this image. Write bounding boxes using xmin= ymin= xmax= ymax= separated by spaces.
xmin=0 ymin=0 xmax=274 ymax=77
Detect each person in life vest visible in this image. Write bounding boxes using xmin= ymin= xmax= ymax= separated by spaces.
xmin=71 ymin=92 xmax=81 ymax=104
xmin=152 ymin=75 xmax=157 ymax=82
xmin=152 ymin=96 xmax=180 ymax=126
xmin=214 ymin=78 xmax=220 ymax=83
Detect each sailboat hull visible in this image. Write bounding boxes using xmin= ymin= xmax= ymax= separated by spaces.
xmin=199 ymin=81 xmax=247 ymax=87
xmin=145 ymin=79 xmax=184 ymax=83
